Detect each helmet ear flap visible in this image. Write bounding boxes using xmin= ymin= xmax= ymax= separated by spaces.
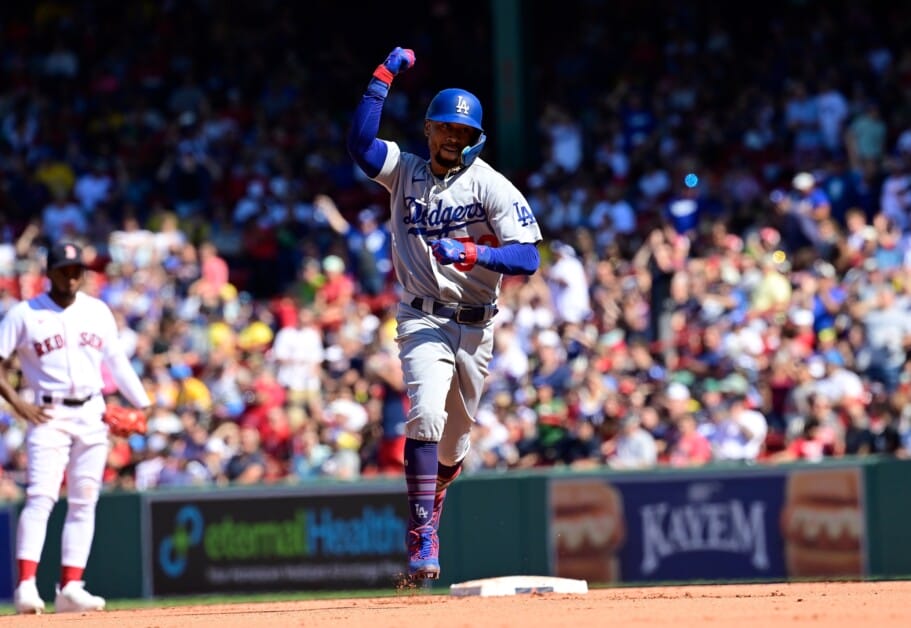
xmin=461 ymin=133 xmax=487 ymax=168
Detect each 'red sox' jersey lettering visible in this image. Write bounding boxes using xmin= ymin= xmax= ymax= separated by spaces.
xmin=0 ymin=292 xmax=130 ymax=396
xmin=29 ymin=331 xmax=104 ymax=358
xmin=33 ymin=334 xmax=65 ymax=357
xmin=79 ymin=332 xmax=103 ymax=350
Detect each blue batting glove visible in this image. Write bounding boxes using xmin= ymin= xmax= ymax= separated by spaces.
xmin=373 ymin=47 xmax=415 ymax=84
xmin=383 ymin=47 xmax=415 ymax=75
xmin=431 ymin=238 xmax=464 ymax=265
xmin=431 ymin=238 xmax=466 ymax=265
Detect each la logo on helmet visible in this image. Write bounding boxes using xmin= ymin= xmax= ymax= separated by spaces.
xmin=456 ymin=96 xmax=470 ymax=115
xmin=65 ymin=245 xmax=77 ymax=259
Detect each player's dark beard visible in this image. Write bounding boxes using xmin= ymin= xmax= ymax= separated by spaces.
xmin=434 ymin=150 xmax=460 ymax=170
xmin=49 ymin=282 xmax=78 ymax=304
xmin=48 ymin=269 xmax=82 ymax=307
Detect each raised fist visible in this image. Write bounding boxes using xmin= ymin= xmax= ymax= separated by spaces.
xmin=383 ymin=47 xmax=415 ymax=75
xmin=373 ymin=47 xmax=415 ymax=84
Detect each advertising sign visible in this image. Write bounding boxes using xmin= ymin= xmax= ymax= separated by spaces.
xmin=0 ymin=507 xmax=13 ymax=601
xmin=148 ymin=489 xmax=409 ymax=595
xmin=550 ymin=466 xmax=865 ymax=584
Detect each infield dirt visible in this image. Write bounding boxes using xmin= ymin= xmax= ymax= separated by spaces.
xmin=5 ymin=580 xmax=909 ymax=627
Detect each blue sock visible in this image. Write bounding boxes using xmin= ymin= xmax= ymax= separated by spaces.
xmin=405 ymin=438 xmax=437 ymax=527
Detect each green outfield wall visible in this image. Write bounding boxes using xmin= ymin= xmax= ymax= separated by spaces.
xmin=3 ymin=458 xmax=908 ymax=601
xmin=29 ymin=492 xmax=143 ymax=602
xmin=862 ymin=459 xmax=911 ymax=576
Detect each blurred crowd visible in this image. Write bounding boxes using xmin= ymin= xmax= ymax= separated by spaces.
xmin=2 ymin=1 xmax=911 ymax=498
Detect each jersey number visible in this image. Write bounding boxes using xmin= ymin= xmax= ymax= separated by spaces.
xmin=454 ymin=235 xmax=499 ymax=271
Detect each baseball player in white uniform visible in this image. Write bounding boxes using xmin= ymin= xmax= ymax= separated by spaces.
xmin=0 ymin=242 xmax=151 ymax=614
xmin=348 ymin=47 xmax=542 ymax=580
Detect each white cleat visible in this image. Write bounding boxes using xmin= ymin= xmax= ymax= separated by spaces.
xmin=14 ymin=578 xmax=45 ymax=614
xmin=54 ymin=580 xmax=106 ymax=613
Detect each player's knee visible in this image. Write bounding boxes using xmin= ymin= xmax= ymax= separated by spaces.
xmin=23 ymin=494 xmax=56 ymax=517
xmin=438 ymin=449 xmax=468 ymax=468
xmin=438 ymin=436 xmax=470 ymax=467
xmin=65 ymin=498 xmax=96 ymax=522
xmin=68 ymin=476 xmax=100 ymax=503
xmin=405 ymin=411 xmax=446 ymax=441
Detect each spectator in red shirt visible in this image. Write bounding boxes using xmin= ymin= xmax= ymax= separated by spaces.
xmin=259 ymin=405 xmax=293 ymax=479
xmin=667 ymin=413 xmax=713 ymax=467
xmin=192 ymin=241 xmax=229 ymax=299
xmin=315 ymin=254 xmax=354 ymax=333
xmin=769 ymin=418 xmax=830 ymax=463
xmin=240 ymin=371 xmax=287 ymax=435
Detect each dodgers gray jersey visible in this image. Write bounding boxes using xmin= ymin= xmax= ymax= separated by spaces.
xmin=373 ymin=141 xmax=542 ymax=305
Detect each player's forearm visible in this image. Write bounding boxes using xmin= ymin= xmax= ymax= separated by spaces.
xmin=0 ymin=365 xmax=23 ymax=409
xmin=475 ymin=242 xmax=540 ymax=276
xmin=324 ymin=209 xmax=350 ymax=235
xmin=347 ymin=85 xmax=389 ymax=178
xmin=350 ymin=47 xmax=414 ymax=179
xmin=106 ymin=351 xmax=152 ymax=408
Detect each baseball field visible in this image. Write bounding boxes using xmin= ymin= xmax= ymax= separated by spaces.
xmin=2 ymin=580 xmax=909 ymax=626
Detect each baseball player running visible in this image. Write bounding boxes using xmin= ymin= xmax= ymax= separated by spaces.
xmin=347 ymin=47 xmax=542 ymax=580
xmin=0 ymin=242 xmax=151 ymax=614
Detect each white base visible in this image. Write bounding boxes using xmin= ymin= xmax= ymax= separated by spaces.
xmin=450 ymin=575 xmax=588 ymax=597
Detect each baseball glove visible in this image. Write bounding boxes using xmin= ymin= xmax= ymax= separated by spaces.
xmin=103 ymin=404 xmax=148 ymax=437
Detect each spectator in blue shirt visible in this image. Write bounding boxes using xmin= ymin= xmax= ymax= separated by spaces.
xmin=314 ymin=194 xmax=393 ymax=297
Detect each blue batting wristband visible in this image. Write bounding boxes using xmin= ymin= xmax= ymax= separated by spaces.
xmin=367 ymin=77 xmax=390 ymax=98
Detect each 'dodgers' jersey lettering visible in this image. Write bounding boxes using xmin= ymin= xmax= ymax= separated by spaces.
xmin=403 ymin=197 xmax=488 ymax=238
xmin=373 ymin=140 xmax=542 ymax=304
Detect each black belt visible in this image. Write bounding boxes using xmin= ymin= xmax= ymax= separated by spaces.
xmin=409 ymin=298 xmax=497 ymax=324
xmin=42 ymin=394 xmax=94 ymax=407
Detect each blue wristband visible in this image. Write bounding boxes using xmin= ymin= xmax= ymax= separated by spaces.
xmin=367 ymin=77 xmax=390 ymax=98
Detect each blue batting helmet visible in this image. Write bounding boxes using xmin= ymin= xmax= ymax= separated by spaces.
xmin=425 ymin=88 xmax=484 ymax=132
